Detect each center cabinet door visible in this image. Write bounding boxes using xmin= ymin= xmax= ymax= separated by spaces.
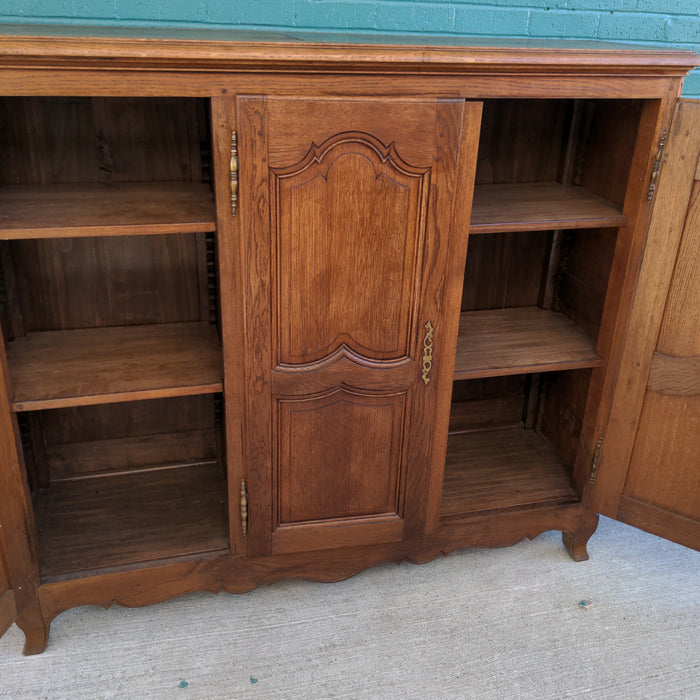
xmin=232 ymin=97 xmax=481 ymax=556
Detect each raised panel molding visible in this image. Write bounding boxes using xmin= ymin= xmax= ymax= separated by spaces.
xmin=272 ymin=131 xmax=430 ymax=364
xmin=274 ymin=388 xmax=407 ymax=526
xmin=271 ymin=344 xmax=416 ymax=396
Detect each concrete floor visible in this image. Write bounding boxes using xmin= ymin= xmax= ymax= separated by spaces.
xmin=1 ymin=516 xmax=698 ymax=699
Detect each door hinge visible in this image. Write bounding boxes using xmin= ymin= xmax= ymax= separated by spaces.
xmin=240 ymin=478 xmax=248 ymax=536
xmin=230 ymin=131 xmax=238 ymax=217
xmin=589 ymin=436 xmax=603 ymax=484
xmin=646 ymin=129 xmax=667 ymax=202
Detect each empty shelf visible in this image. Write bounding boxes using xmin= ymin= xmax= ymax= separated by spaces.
xmin=470 ymin=182 xmax=627 ymax=234
xmin=441 ymin=427 xmax=578 ymax=520
xmin=0 ymin=182 xmax=216 ymax=238
xmin=454 ymin=307 xmax=602 ymax=380
xmin=36 ymin=461 xmax=228 ymax=577
xmin=8 ymin=322 xmax=223 ymax=411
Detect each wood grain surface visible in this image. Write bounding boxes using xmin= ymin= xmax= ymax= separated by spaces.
xmin=36 ymin=461 xmax=228 ymax=577
xmin=0 ymin=183 xmax=215 ymax=238
xmin=441 ymin=427 xmax=577 ymax=519
xmin=7 ymin=322 xmax=223 ymax=411
xmin=470 ymin=182 xmax=627 ymax=233
xmin=454 ymin=307 xmax=601 ymax=379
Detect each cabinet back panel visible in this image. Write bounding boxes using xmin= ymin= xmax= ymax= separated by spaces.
xmin=0 ymin=97 xmax=209 ymax=185
xmin=9 ymin=234 xmax=204 ymax=331
xmin=461 ymin=231 xmax=550 ymax=312
xmin=538 ymin=369 xmax=591 ymax=472
xmin=580 ymin=100 xmax=644 ymax=206
xmin=450 ymin=376 xmax=527 ymax=433
xmin=35 ymin=395 xmax=219 ymax=481
xmin=475 ymin=100 xmax=570 ymax=185
xmin=556 ymin=227 xmax=617 ymax=339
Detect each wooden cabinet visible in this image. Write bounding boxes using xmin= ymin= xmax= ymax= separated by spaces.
xmin=0 ymin=29 xmax=697 ymax=654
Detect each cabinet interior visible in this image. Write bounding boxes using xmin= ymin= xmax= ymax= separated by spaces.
xmin=0 ymin=93 xmax=648 ymax=572
xmin=0 ymin=97 xmax=228 ymax=579
xmin=443 ymin=97 xmax=642 ymax=521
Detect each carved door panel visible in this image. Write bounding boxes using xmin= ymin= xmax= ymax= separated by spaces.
xmin=232 ymin=96 xmax=481 ymax=555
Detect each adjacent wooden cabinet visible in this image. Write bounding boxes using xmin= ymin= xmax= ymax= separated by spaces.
xmin=0 ymin=28 xmax=697 ymax=654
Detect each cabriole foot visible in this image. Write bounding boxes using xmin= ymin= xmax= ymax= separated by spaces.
xmin=19 ymin=619 xmax=49 ymax=655
xmin=563 ymin=512 xmax=599 ymax=562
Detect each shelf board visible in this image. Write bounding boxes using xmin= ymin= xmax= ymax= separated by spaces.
xmin=0 ymin=182 xmax=216 ymax=238
xmin=36 ymin=461 xmax=229 ymax=577
xmin=7 ymin=322 xmax=223 ymax=411
xmin=454 ymin=306 xmax=602 ymax=380
xmin=470 ymin=182 xmax=627 ymax=234
xmin=441 ymin=427 xmax=578 ymax=520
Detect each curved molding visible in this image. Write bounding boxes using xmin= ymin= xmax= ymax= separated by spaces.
xmin=272 ymin=344 xmax=415 ymax=396
xmin=272 ymin=130 xmax=429 ymax=363
xmin=272 ymin=130 xmax=427 ymax=181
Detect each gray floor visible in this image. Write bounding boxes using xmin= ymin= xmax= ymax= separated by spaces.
xmin=1 ymin=516 xmax=698 ymax=699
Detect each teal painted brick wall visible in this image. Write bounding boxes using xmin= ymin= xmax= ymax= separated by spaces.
xmin=0 ymin=1 xmax=697 ymax=95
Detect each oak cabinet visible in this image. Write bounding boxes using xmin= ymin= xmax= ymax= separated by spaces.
xmin=0 ymin=29 xmax=697 ymax=654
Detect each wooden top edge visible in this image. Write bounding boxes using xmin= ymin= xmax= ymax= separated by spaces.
xmin=0 ymin=25 xmax=697 ymax=74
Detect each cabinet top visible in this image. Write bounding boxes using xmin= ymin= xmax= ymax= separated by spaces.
xmin=0 ymin=24 xmax=697 ymax=77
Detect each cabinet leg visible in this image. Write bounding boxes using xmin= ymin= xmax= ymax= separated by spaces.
xmin=17 ymin=612 xmax=50 ymax=655
xmin=562 ymin=512 xmax=599 ymax=562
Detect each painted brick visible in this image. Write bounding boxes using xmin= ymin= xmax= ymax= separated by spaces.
xmin=683 ymin=69 xmax=700 ymax=98
xmin=597 ymin=12 xmax=669 ymax=42
xmin=454 ymin=6 xmax=531 ymax=36
xmin=665 ymin=16 xmax=700 ymax=44
xmin=156 ymin=0 xmax=206 ymax=23
xmin=529 ymin=9 xmax=600 ymax=37
xmin=636 ymin=1 xmax=700 ymax=16
xmin=0 ymin=0 xmax=36 ymax=15
xmin=494 ymin=0 xmax=636 ymax=8
xmin=208 ymin=0 xmax=296 ymax=27
xmin=115 ymin=0 xmax=160 ymax=22
xmin=294 ymin=0 xmax=377 ymax=30
xmin=73 ymin=0 xmax=116 ymax=19
xmin=12 ymin=0 xmax=79 ymax=16
xmin=375 ymin=2 xmax=456 ymax=33
xmin=375 ymin=2 xmax=420 ymax=32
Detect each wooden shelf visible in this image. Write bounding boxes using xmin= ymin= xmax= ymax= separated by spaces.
xmin=7 ymin=322 xmax=223 ymax=411
xmin=454 ymin=307 xmax=602 ymax=380
xmin=0 ymin=182 xmax=216 ymax=238
xmin=36 ymin=461 xmax=229 ymax=578
xmin=470 ymin=182 xmax=627 ymax=234
xmin=440 ymin=427 xmax=578 ymax=520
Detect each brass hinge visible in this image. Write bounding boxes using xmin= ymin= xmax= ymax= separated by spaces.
xmin=230 ymin=131 xmax=238 ymax=216
xmin=240 ymin=478 xmax=248 ymax=536
xmin=589 ymin=436 xmax=603 ymax=484
xmin=646 ymin=130 xmax=667 ymax=202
